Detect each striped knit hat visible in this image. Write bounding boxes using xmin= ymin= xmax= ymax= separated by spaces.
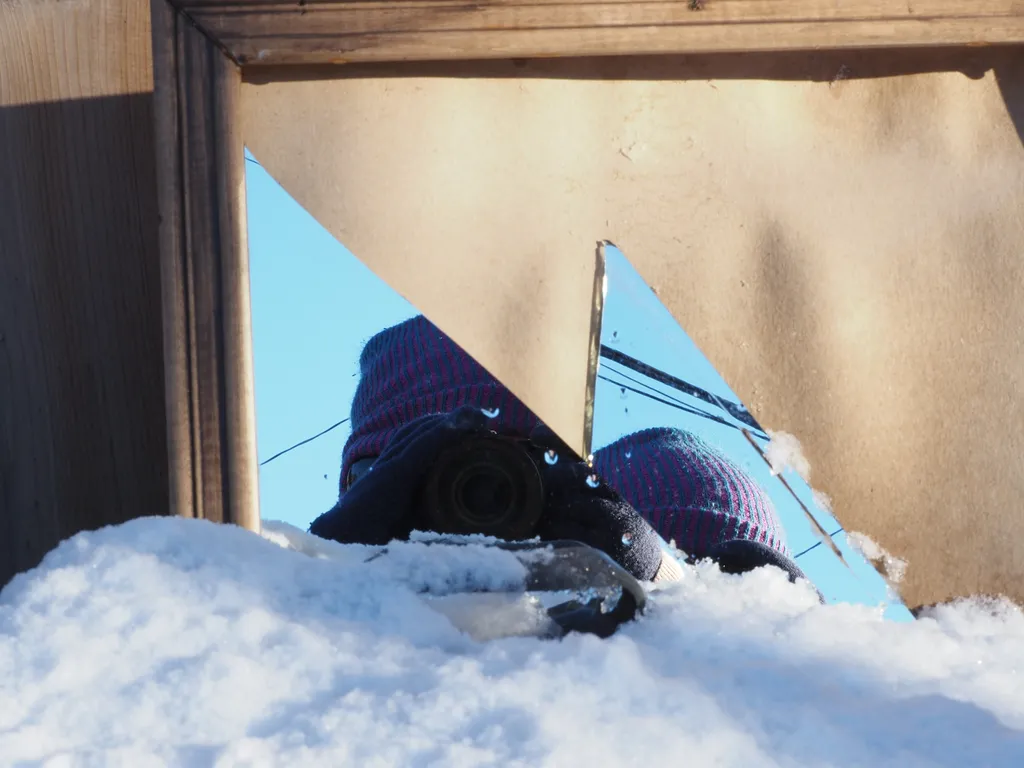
xmin=342 ymin=315 xmax=788 ymax=562
xmin=339 ymin=315 xmax=541 ymax=492
xmin=591 ymin=428 xmax=789 ymax=559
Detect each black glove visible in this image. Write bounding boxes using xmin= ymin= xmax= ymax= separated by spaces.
xmin=698 ymin=539 xmax=825 ymax=602
xmin=526 ymin=424 xmax=665 ymax=582
xmin=310 ymin=406 xmax=493 ymax=546
xmin=309 ymin=406 xmax=665 ymax=582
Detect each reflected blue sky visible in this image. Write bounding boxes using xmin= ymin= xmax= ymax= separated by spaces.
xmin=246 ymin=151 xmax=911 ymax=621
xmin=246 ymin=153 xmax=415 ymax=529
xmin=596 ymin=246 xmax=912 ymax=620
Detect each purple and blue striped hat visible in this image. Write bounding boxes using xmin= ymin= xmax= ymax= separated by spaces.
xmin=592 ymin=428 xmax=789 ymax=558
xmin=340 ymin=315 xmax=542 ymax=489
xmin=342 ymin=315 xmax=788 ymax=560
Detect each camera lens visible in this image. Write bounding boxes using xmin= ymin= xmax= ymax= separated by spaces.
xmin=420 ymin=434 xmax=544 ymax=540
xmin=454 ymin=466 xmax=514 ymax=523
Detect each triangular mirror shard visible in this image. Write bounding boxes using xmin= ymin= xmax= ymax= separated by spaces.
xmin=593 ymin=244 xmax=912 ymax=621
xmin=248 ymin=150 xmax=561 ymax=532
xmin=246 ymin=155 xmax=668 ymax=638
xmin=246 ymin=150 xmax=417 ymax=533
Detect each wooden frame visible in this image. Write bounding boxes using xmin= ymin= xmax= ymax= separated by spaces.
xmin=151 ymin=0 xmax=1024 ymax=530
xmin=153 ymin=2 xmax=258 ymax=527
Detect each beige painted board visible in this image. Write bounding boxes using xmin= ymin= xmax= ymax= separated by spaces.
xmin=241 ymin=51 xmax=1024 ymax=610
xmin=0 ymin=0 xmax=167 ymax=589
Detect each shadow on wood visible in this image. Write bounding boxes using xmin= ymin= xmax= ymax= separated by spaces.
xmin=0 ymin=92 xmax=169 ymax=590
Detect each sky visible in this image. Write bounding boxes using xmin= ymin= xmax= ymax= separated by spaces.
xmin=593 ymin=247 xmax=911 ymax=620
xmin=244 ymin=150 xmax=911 ymax=621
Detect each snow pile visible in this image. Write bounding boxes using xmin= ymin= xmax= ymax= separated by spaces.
xmin=765 ymin=430 xmax=812 ymax=481
xmin=3 ymin=517 xmax=1024 ymax=767
xmin=847 ymin=531 xmax=909 ymax=588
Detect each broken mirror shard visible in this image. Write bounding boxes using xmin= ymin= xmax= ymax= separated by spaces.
xmin=246 ymin=152 xmax=658 ymax=639
xmin=592 ymin=244 xmax=913 ymax=621
xmin=245 ymin=149 xmax=909 ymax=622
xmin=247 ymin=150 xmax=575 ymax=538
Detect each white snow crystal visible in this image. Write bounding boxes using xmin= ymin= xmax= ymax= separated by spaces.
xmin=847 ymin=531 xmax=909 ymax=587
xmin=811 ymin=488 xmax=834 ymax=515
xmin=1 ymin=516 xmax=1022 ymax=767
xmin=765 ymin=430 xmax=812 ymax=481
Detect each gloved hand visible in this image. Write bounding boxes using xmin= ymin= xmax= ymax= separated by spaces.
xmin=309 ymin=406 xmax=493 ymax=546
xmin=309 ymin=406 xmax=666 ymax=582
xmin=528 ymin=424 xmax=666 ymax=582
xmin=698 ymin=539 xmax=807 ymax=582
xmin=697 ymin=539 xmax=825 ymax=602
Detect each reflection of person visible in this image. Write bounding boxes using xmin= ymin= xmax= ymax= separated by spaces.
xmin=311 ymin=315 xmax=809 ymax=586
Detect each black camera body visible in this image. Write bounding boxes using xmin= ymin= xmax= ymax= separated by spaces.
xmin=417 ymin=433 xmax=549 ymax=541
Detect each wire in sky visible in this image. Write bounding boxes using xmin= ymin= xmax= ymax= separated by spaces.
xmin=599 ymin=345 xmax=763 ymax=432
xmin=599 ymin=370 xmax=770 ymax=441
xmin=793 ymin=528 xmax=845 ymax=560
xmin=602 ymin=359 xmax=698 ymax=410
xmin=599 ymin=373 xmax=734 ymax=427
xmin=601 ymin=358 xmax=764 ymax=434
xmin=260 ymin=418 xmax=350 ymax=467
xmin=260 ymin=360 xmax=766 ymax=469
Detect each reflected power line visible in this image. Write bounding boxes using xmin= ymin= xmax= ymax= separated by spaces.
xmin=260 ymin=418 xmax=350 ymax=467
xmin=793 ymin=528 xmax=845 ymax=560
xmin=260 ymin=352 xmax=767 ymax=465
xmin=599 ymin=345 xmax=763 ymax=433
xmin=599 ymin=373 xmax=746 ymax=435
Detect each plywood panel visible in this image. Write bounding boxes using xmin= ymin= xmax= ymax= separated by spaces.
xmin=241 ymin=50 xmax=1024 ymax=610
xmin=0 ymin=0 xmax=167 ymax=588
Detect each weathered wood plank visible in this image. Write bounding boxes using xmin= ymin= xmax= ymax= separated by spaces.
xmin=152 ymin=0 xmax=260 ymax=530
xmin=0 ymin=0 xmax=167 ymax=589
xmin=175 ymin=0 xmax=1024 ymax=65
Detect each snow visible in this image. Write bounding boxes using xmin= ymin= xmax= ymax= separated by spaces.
xmin=3 ymin=517 xmax=1024 ymax=767
xmin=765 ymin=430 xmax=812 ymax=481
xmin=847 ymin=531 xmax=909 ymax=588
xmin=811 ymin=488 xmax=834 ymax=516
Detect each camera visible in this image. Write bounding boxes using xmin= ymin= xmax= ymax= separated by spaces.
xmin=417 ymin=433 xmax=547 ymax=541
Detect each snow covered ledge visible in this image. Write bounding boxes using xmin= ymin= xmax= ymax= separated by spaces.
xmin=1 ymin=516 xmax=1023 ymax=764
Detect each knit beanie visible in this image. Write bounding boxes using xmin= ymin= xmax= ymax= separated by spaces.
xmin=342 ymin=315 xmax=790 ymax=563
xmin=591 ymin=428 xmax=790 ymax=560
xmin=339 ymin=315 xmax=541 ymax=492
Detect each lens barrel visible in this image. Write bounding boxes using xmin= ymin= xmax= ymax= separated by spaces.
xmin=419 ymin=434 xmax=545 ymax=540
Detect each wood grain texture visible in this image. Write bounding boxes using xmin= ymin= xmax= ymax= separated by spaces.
xmin=175 ymin=0 xmax=1024 ymax=65
xmin=152 ymin=0 xmax=260 ymax=530
xmin=0 ymin=0 xmax=167 ymax=589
